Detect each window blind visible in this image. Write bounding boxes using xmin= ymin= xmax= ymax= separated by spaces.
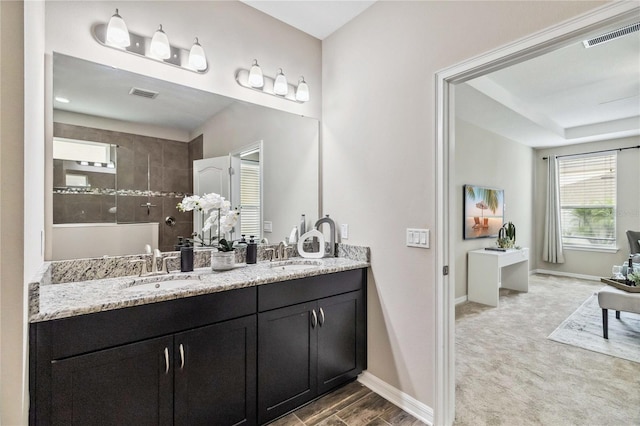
xmin=558 ymin=152 xmax=616 ymax=248
xmin=240 ymin=161 xmax=261 ymax=239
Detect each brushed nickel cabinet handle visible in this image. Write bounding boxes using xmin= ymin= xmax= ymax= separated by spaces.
xmin=164 ymin=347 xmax=170 ymax=374
xmin=179 ymin=344 xmax=185 ymax=370
xmin=319 ymin=307 xmax=325 ymax=326
xmin=311 ymin=309 xmax=317 ymax=328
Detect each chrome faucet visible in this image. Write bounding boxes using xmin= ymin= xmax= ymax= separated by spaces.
xmin=131 ymin=249 xmax=178 ymax=276
xmin=275 ymin=242 xmax=291 ymax=260
xmin=315 ymin=215 xmax=336 ymax=257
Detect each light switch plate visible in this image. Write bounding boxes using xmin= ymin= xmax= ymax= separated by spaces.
xmin=406 ymin=228 xmax=429 ymax=248
xmin=263 ymin=221 xmax=273 ymax=233
xmin=340 ymin=224 xmax=349 ymax=239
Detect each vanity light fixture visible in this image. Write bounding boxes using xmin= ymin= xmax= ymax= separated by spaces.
xmin=106 ymin=9 xmax=130 ymax=48
xmin=188 ymin=38 xmax=207 ymax=71
xmin=55 ymin=96 xmax=70 ymax=104
xmin=235 ymin=61 xmax=310 ymax=103
xmin=150 ymin=25 xmax=171 ymax=59
xmin=273 ymin=68 xmax=288 ymax=96
xmin=248 ymin=59 xmax=264 ymax=88
xmin=295 ymin=77 xmax=310 ymax=102
xmin=93 ymin=10 xmax=209 ymax=73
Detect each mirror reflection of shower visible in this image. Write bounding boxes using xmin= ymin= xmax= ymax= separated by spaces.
xmin=52 ymin=138 xmax=153 ymax=224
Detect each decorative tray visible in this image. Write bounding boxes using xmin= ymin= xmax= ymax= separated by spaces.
xmin=601 ymin=278 xmax=640 ymax=293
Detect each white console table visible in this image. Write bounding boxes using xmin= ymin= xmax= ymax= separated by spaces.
xmin=468 ymin=248 xmax=529 ymax=307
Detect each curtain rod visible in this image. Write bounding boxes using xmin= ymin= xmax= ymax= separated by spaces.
xmin=542 ymin=145 xmax=640 ymax=160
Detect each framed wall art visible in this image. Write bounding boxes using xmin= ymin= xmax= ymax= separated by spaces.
xmin=463 ymin=184 xmax=504 ymax=240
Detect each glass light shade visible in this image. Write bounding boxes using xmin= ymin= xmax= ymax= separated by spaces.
xmin=188 ymin=38 xmax=207 ymax=71
xmin=106 ymin=9 xmax=130 ymax=48
xmin=248 ymin=60 xmax=264 ymax=88
xmin=295 ymin=78 xmax=310 ymax=102
xmin=150 ymin=25 xmax=171 ymax=59
xmin=274 ymin=69 xmax=288 ymax=96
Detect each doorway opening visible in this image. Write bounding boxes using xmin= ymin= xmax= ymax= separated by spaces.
xmin=434 ymin=3 xmax=640 ymax=425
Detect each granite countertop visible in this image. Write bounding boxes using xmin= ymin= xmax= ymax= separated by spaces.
xmin=30 ymin=257 xmax=369 ymax=323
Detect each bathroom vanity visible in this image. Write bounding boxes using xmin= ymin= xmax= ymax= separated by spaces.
xmin=28 ymin=254 xmax=368 ymax=426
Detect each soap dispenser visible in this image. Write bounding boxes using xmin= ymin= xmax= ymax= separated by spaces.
xmin=246 ymin=235 xmax=257 ymax=264
xmin=180 ymin=240 xmax=194 ymax=272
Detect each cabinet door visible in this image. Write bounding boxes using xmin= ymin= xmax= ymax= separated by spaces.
xmin=174 ymin=315 xmax=257 ymax=426
xmin=258 ymin=302 xmax=317 ymax=424
xmin=51 ymin=335 xmax=173 ymax=426
xmin=317 ymin=291 xmax=364 ymax=394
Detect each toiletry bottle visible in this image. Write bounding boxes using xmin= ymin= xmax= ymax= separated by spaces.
xmin=174 ymin=236 xmax=184 ymax=251
xmin=246 ymin=235 xmax=257 ymax=264
xmin=300 ymin=214 xmax=306 ymax=236
xmin=181 ymin=241 xmax=194 ymax=272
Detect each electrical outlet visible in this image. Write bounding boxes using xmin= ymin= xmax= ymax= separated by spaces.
xmin=340 ymin=223 xmax=349 ymax=239
xmin=406 ymin=228 xmax=430 ymax=248
xmin=263 ymin=221 xmax=273 ymax=233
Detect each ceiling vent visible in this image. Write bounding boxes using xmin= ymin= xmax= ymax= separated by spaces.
xmin=582 ymin=22 xmax=640 ymax=48
xmin=128 ymin=87 xmax=159 ymax=99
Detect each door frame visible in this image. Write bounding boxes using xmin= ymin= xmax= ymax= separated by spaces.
xmin=433 ymin=3 xmax=640 ymax=425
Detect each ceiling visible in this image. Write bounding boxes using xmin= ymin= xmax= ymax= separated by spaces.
xmin=457 ymin=22 xmax=640 ymax=148
xmin=240 ymin=1 xmax=376 ymax=40
xmin=53 ymin=54 xmax=234 ymax=132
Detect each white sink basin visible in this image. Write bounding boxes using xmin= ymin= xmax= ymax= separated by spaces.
xmin=126 ymin=279 xmax=200 ymax=292
xmin=269 ymin=261 xmax=322 ymax=272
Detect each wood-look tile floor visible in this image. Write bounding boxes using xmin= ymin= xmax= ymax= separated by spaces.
xmin=269 ymin=381 xmax=426 ymax=426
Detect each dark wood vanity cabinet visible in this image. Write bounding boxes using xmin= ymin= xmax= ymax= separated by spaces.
xmin=30 ymin=268 xmax=366 ymax=426
xmin=257 ymin=269 xmax=367 ymax=424
xmin=30 ymin=287 xmax=257 ymax=426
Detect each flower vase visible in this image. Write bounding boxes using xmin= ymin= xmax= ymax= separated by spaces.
xmin=211 ymin=251 xmax=235 ymax=271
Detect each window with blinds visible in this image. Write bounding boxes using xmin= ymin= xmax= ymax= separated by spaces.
xmin=239 ymin=161 xmax=261 ymax=239
xmin=558 ymin=152 xmax=616 ymax=248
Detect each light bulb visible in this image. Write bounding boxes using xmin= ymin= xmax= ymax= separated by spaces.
xmin=150 ymin=24 xmax=170 ymax=59
xmin=295 ymin=77 xmax=310 ymax=102
xmin=106 ymin=9 xmax=130 ymax=48
xmin=248 ymin=59 xmax=264 ymax=88
xmin=274 ymin=68 xmax=288 ymax=96
xmin=188 ymin=38 xmax=207 ymax=71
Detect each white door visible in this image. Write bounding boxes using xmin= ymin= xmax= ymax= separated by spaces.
xmin=193 ymin=156 xmax=230 ymax=236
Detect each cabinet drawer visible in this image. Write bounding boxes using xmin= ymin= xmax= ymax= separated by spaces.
xmin=258 ymin=269 xmax=365 ymax=312
xmin=49 ymin=286 xmax=256 ymax=359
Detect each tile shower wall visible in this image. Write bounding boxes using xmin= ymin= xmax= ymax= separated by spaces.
xmin=53 ymin=123 xmax=203 ymax=252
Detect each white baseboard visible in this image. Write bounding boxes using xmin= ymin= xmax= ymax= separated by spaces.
xmin=358 ymin=371 xmax=434 ymax=425
xmin=455 ymin=295 xmax=468 ymax=305
xmin=533 ymin=269 xmax=601 ymax=282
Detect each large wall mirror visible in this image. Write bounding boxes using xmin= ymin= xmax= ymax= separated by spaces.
xmin=50 ymin=53 xmax=319 ymax=259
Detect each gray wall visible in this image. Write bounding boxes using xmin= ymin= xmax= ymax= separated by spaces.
xmin=322 ymin=0 xmax=606 ymax=407
xmin=534 ymin=136 xmax=640 ymax=277
xmin=198 ymin=102 xmax=319 ymax=242
xmin=454 ymin=119 xmax=534 ymax=300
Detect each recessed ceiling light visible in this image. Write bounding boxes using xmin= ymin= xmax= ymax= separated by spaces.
xmin=55 ymin=97 xmax=70 ymax=103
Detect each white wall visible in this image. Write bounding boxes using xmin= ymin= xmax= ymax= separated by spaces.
xmin=454 ymin=118 xmax=534 ymax=300
xmin=54 ymin=110 xmax=191 ymax=142
xmin=322 ymin=0 xmax=607 ymax=410
xmin=197 ymin=101 xmax=319 ymax=241
xmin=44 ymin=1 xmax=321 ymax=119
xmin=52 ymin=223 xmax=159 ymax=260
xmin=534 ymin=136 xmax=640 ymax=277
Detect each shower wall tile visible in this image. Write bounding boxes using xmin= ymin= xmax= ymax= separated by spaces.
xmin=164 ymin=140 xmax=189 ymax=169
xmin=54 ymin=123 xmax=194 ymax=245
xmin=163 ymin=168 xmax=190 ymax=193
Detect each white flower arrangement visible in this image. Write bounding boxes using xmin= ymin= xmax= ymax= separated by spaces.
xmin=177 ymin=193 xmax=239 ymax=250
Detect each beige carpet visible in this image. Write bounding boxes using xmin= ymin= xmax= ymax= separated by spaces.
xmin=455 ymin=274 xmax=640 ymax=426
xmin=548 ymin=292 xmax=640 ymax=363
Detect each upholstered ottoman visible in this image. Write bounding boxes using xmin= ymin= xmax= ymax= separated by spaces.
xmin=597 ymin=286 xmax=640 ymax=339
